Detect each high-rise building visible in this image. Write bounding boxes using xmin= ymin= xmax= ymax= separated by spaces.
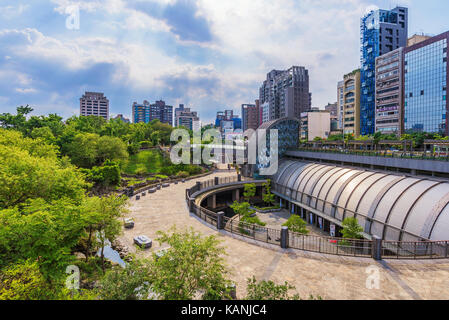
xmin=324 ymin=102 xmax=339 ymax=130
xmin=324 ymin=102 xmax=338 ymax=117
xmin=241 ymin=103 xmax=259 ymax=131
xmin=175 ymin=105 xmax=200 ymax=131
xmin=80 ymin=92 xmax=109 ymax=120
xmin=259 ymin=66 xmax=310 ymax=123
xmin=113 ymin=114 xmax=130 ymax=123
xmin=407 ymin=34 xmax=432 ymax=47
xmin=404 ymin=31 xmax=449 ymax=135
xmin=132 ymin=100 xmax=173 ymax=125
xmin=174 ymin=104 xmax=185 ymax=127
xmin=300 ymin=110 xmax=331 ymax=141
xmin=337 ymin=81 xmax=344 ymax=130
xmin=375 ymin=47 xmax=404 ymax=135
xmin=215 ymin=110 xmax=233 ymax=127
xmin=360 ymin=6 xmax=408 ymax=135
xmin=151 ymin=100 xmax=173 ymax=126
xmin=341 ymin=69 xmax=361 ymax=136
xmin=132 ymin=100 xmax=150 ymax=123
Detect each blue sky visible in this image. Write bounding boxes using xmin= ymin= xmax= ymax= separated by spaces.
xmin=0 ymin=0 xmax=448 ymax=124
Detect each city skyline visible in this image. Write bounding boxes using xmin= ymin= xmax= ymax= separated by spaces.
xmin=1 ymin=0 xmax=449 ymax=124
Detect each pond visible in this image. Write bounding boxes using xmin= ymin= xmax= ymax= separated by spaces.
xmin=97 ymin=239 xmax=126 ymax=267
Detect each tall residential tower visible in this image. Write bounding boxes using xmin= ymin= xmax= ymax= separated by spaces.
xmin=80 ymin=92 xmax=109 ymax=120
xmin=360 ymin=6 xmax=408 ymax=135
xmin=259 ymin=66 xmax=311 ymax=123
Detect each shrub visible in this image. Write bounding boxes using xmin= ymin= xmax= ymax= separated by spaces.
xmin=176 ymin=171 xmax=189 ymax=178
xmin=282 ymin=215 xmax=309 ymax=234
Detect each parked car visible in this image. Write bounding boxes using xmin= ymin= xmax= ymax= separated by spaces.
xmin=134 ymin=235 xmax=152 ymax=249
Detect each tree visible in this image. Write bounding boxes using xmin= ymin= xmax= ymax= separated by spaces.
xmin=31 ymin=126 xmax=56 ymax=144
xmin=0 ymin=129 xmax=87 ymax=209
xmin=66 ymin=133 xmax=128 ymax=168
xmin=243 ymin=183 xmax=256 ymax=203
xmin=99 ymin=257 xmax=151 ymax=300
xmin=341 ymin=217 xmax=364 ymax=239
xmin=81 ymin=195 xmax=128 ymax=272
xmin=262 ymin=179 xmax=275 ymax=206
xmin=245 ymin=276 xmax=299 ymax=300
xmin=282 ymin=215 xmax=309 ymax=234
xmin=230 ymin=201 xmax=254 ymax=218
xmin=97 ymin=135 xmax=128 ymax=165
xmin=0 ymin=105 xmax=33 ymax=131
xmin=0 ymin=260 xmax=56 ymax=300
xmin=147 ymin=227 xmax=231 ymax=300
xmin=66 ymin=132 xmax=100 ymax=168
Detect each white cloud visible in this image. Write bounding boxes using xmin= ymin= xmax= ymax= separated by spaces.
xmin=15 ymin=88 xmax=38 ymax=94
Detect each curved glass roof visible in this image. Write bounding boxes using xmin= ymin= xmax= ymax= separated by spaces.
xmin=271 ymin=160 xmax=449 ymax=241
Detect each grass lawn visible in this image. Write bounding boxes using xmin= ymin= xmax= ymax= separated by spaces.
xmin=122 ymin=149 xmax=170 ymax=175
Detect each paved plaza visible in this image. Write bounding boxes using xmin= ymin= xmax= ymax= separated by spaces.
xmin=119 ymin=171 xmax=449 ymax=300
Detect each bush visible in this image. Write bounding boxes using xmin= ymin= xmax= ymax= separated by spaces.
xmin=176 ymin=171 xmax=189 ymax=178
xmin=282 ymin=215 xmax=309 ymax=234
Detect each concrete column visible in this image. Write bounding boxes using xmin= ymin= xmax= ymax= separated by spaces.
xmin=372 ymin=235 xmax=382 ymax=261
xmin=188 ymin=197 xmax=195 ymax=212
xmin=207 ymin=194 xmax=216 ymax=209
xmin=232 ymin=189 xmax=240 ymax=202
xmin=411 ymin=169 xmax=416 ymax=176
xmin=217 ymin=211 xmax=225 ymax=230
xmin=280 ymin=226 xmax=289 ymax=249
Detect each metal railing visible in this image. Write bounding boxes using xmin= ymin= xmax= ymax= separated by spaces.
xmin=294 ymin=147 xmax=449 ymax=162
xmin=381 ymin=240 xmax=449 ymax=259
xmin=288 ymin=232 xmax=372 ymax=258
xmin=223 ymin=216 xmax=281 ymax=246
xmin=186 ymin=178 xmax=449 ymax=260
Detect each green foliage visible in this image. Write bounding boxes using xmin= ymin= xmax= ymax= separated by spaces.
xmin=282 ymin=215 xmax=309 ymax=234
xmin=243 ymin=183 xmax=256 ymax=202
xmin=65 ymin=133 xmax=128 ymax=168
xmin=231 ymin=201 xmax=266 ymax=227
xmin=99 ymin=258 xmax=151 ymax=300
xmin=31 ymin=126 xmax=56 ymax=144
xmin=0 ymin=198 xmax=86 ymax=279
xmin=0 ymin=260 xmax=60 ymax=300
xmin=82 ymin=160 xmax=121 ymax=188
xmin=148 ymin=227 xmax=231 ymax=300
xmin=122 ymin=149 xmax=169 ymax=175
xmin=262 ymin=179 xmax=275 ymax=205
xmin=245 ymin=276 xmax=299 ymax=300
xmin=240 ymin=215 xmax=266 ymax=226
xmin=230 ymin=201 xmax=254 ymax=217
xmin=176 ymin=171 xmax=189 ymax=178
xmin=81 ymin=195 xmax=128 ymax=272
xmin=0 ymin=129 xmax=87 ymax=209
xmin=341 ymin=217 xmax=364 ymax=239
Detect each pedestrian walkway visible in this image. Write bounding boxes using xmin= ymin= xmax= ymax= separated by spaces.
xmin=120 ymin=171 xmax=449 ymax=299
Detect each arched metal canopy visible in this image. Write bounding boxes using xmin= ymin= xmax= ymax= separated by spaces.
xmin=271 ymin=160 xmax=449 ymax=241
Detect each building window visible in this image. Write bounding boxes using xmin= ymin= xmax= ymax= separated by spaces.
xmin=420 ymin=90 xmax=424 ymax=96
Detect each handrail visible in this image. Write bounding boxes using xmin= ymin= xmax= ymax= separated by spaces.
xmin=186 ymin=178 xmax=449 ymax=259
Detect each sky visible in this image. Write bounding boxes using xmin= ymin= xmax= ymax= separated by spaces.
xmin=0 ymin=0 xmax=448 ymax=124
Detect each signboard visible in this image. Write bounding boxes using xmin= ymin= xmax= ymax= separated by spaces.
xmin=330 ymin=224 xmax=336 ymax=237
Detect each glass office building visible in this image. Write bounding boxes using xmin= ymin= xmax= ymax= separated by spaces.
xmin=404 ymin=32 xmax=448 ymax=135
xmin=360 ymin=7 xmax=408 ymax=135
